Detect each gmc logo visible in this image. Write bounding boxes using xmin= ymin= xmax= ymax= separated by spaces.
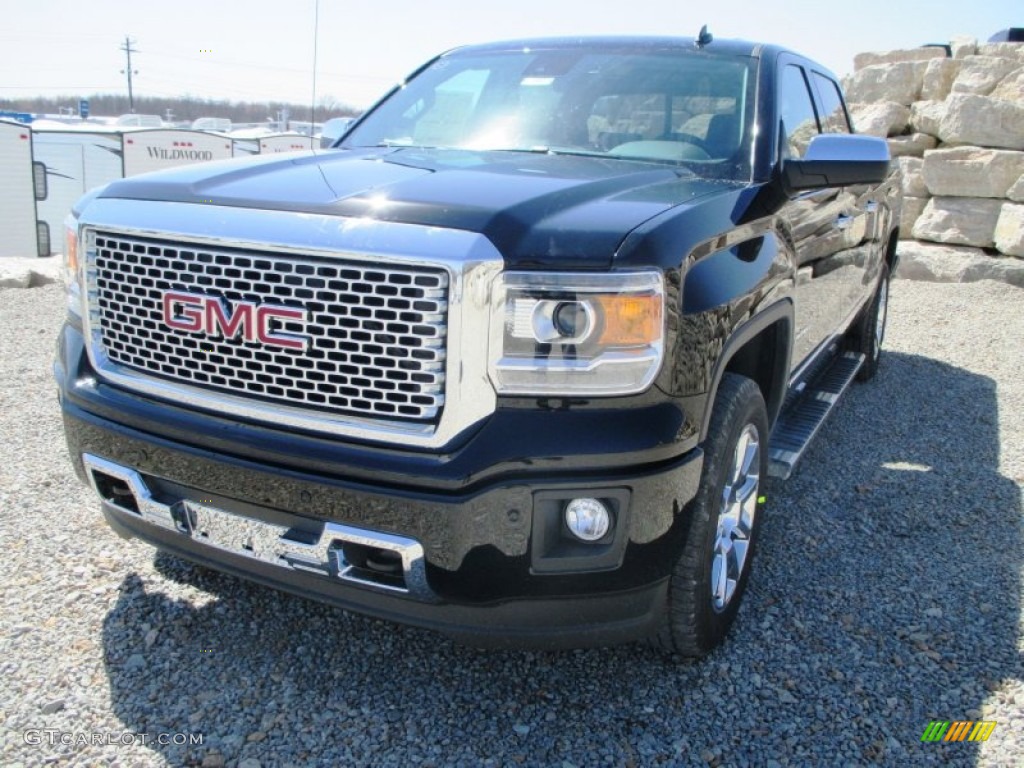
xmin=161 ymin=291 xmax=308 ymax=351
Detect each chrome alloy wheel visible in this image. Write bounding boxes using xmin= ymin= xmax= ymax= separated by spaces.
xmin=874 ymin=276 xmax=889 ymax=359
xmin=711 ymin=424 xmax=761 ymax=611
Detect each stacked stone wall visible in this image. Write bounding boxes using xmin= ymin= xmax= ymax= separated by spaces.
xmin=843 ymin=36 xmax=1024 ymax=280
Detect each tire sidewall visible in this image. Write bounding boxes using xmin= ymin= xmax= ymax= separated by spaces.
xmin=687 ymin=377 xmax=769 ymax=652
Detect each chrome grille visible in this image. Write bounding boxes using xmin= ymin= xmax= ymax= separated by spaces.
xmin=89 ymin=232 xmax=448 ymax=422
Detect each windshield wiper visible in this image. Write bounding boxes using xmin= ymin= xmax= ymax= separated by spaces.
xmin=358 ymin=141 xmax=432 ymax=149
xmin=546 ymin=147 xmax=614 ymax=159
xmin=484 ymin=146 xmax=611 ymax=158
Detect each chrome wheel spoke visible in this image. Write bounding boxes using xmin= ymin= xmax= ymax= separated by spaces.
xmin=737 ymin=434 xmax=757 ymax=478
xmin=711 ymin=549 xmax=730 ymax=605
xmin=710 ymin=423 xmax=761 ymax=611
xmin=731 ymin=539 xmax=749 ymax=579
xmin=736 ymin=476 xmax=758 ymax=534
xmin=715 ymin=530 xmax=733 ymax=557
xmin=721 ymin=483 xmax=735 ymax=514
xmin=720 ymin=579 xmax=736 ymax=605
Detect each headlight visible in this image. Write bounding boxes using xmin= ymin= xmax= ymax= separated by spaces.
xmin=489 ymin=271 xmax=664 ymax=396
xmin=63 ymin=215 xmax=83 ymax=318
xmin=64 ymin=185 xmax=107 ymax=319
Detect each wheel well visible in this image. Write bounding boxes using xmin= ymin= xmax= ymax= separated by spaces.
xmin=720 ymin=319 xmax=789 ymax=430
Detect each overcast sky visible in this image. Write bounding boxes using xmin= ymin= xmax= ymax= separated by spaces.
xmin=2 ymin=0 xmax=1019 ymax=112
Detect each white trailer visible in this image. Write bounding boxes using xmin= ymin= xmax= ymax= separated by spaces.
xmin=121 ymin=129 xmax=233 ymax=176
xmin=30 ymin=126 xmax=236 ymax=255
xmin=231 ymin=138 xmax=260 ymax=157
xmin=31 ymin=128 xmax=123 ymax=255
xmin=229 ymin=130 xmax=312 ymax=157
xmin=257 ymin=134 xmax=315 ymax=153
xmin=0 ymin=119 xmax=44 ymax=257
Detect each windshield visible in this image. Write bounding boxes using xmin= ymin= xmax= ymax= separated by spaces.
xmin=344 ymin=45 xmax=756 ymax=181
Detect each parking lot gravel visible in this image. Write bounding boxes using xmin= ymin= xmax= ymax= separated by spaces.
xmin=1 ymin=280 xmax=1022 ymax=767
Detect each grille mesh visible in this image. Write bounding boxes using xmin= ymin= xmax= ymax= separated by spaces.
xmin=89 ymin=232 xmax=448 ymax=422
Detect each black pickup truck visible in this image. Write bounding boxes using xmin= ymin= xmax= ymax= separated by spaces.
xmin=56 ymin=35 xmax=900 ymax=655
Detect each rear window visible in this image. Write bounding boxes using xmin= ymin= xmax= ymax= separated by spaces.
xmin=812 ymin=73 xmax=851 ymax=134
xmin=777 ymin=64 xmax=820 ymax=160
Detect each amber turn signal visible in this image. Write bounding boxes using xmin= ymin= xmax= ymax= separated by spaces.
xmin=65 ymin=226 xmax=78 ymax=274
xmin=595 ymin=293 xmax=663 ymax=346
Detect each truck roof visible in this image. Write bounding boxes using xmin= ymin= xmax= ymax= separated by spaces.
xmin=451 ymin=35 xmax=767 ymax=59
xmin=447 ymin=36 xmax=834 ymax=83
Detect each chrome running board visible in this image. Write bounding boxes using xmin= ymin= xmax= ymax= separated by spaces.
xmin=768 ymin=352 xmax=864 ymax=480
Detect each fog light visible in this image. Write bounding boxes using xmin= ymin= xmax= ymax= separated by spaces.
xmin=564 ymin=498 xmax=610 ymax=542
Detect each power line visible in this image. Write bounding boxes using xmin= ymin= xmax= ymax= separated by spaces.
xmin=120 ymin=36 xmax=139 ymax=113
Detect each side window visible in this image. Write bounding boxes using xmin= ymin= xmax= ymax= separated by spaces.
xmin=812 ymin=73 xmax=851 ymax=134
xmin=777 ymin=65 xmax=819 ymax=160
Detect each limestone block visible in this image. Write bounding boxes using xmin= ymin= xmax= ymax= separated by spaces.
xmin=896 ymin=241 xmax=1024 ymax=286
xmin=921 ymin=58 xmax=959 ymax=101
xmin=888 ymin=133 xmax=938 ymax=158
xmin=949 ymin=36 xmax=977 ymax=60
xmin=990 ymin=67 xmax=1024 ymax=105
xmin=977 ymin=43 xmax=1024 ymax=62
xmin=845 ymin=62 xmax=928 ymax=106
xmin=897 ymin=158 xmax=928 ymax=197
xmin=994 ymin=203 xmax=1024 ymax=257
xmin=938 ymin=93 xmax=1024 ymax=151
xmin=921 ymin=147 xmax=1024 ymax=198
xmin=911 ymin=196 xmax=1003 ymax=247
xmin=899 ymin=196 xmax=929 ymax=239
xmin=854 ymin=47 xmax=946 ymax=70
xmin=1008 ymin=175 xmax=1024 ymax=202
xmin=849 ymin=102 xmax=910 ymax=137
xmin=909 ymin=101 xmax=945 ymax=137
xmin=951 ymin=55 xmax=1020 ymax=96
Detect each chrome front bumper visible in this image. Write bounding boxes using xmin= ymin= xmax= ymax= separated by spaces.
xmin=83 ymin=453 xmax=437 ymax=602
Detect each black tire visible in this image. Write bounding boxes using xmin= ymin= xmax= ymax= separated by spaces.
xmin=849 ymin=264 xmax=890 ymax=382
xmin=651 ymin=373 xmax=769 ymax=657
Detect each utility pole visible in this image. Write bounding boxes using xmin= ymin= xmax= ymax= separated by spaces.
xmin=120 ymin=36 xmax=139 ymax=113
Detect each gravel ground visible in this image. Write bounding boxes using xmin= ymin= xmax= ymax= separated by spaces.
xmin=1 ymin=281 xmax=1022 ymax=768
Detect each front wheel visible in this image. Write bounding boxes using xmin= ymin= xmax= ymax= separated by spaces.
xmin=651 ymin=373 xmax=769 ymax=657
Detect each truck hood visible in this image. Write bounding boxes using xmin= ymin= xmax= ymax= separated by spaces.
xmin=98 ymin=147 xmax=739 ymax=268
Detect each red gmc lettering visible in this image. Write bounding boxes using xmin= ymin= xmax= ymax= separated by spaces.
xmin=206 ymin=300 xmax=254 ymax=340
xmin=160 ymin=291 xmax=307 ymax=351
xmin=162 ymin=291 xmax=205 ymax=333
xmin=257 ymin=307 xmax=307 ymax=351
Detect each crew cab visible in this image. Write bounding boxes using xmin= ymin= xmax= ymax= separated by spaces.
xmin=56 ymin=35 xmax=900 ymax=655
